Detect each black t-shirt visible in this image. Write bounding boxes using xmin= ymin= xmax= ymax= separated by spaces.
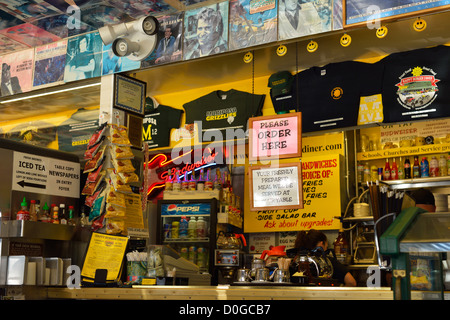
xmin=291 ymin=61 xmax=382 ymax=133
xmin=378 ymin=45 xmax=450 ymax=123
xmin=143 ymin=104 xmax=183 ymax=149
xmin=183 ymin=89 xmax=265 ymax=141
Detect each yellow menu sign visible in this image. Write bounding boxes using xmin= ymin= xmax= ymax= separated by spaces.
xmin=81 ymin=232 xmax=129 ymax=282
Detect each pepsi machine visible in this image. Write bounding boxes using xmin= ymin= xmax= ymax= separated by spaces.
xmin=156 ymin=199 xmax=218 ymax=285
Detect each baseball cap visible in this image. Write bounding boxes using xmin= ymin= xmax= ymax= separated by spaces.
xmin=268 ymin=71 xmax=293 ymax=98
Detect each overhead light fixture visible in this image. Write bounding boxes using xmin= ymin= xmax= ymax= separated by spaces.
xmin=0 ymin=82 xmax=101 ymax=104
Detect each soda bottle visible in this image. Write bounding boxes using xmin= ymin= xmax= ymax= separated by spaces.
xmin=179 ymin=216 xmax=188 ymax=239
xmin=429 ymin=156 xmax=439 ymax=177
xmin=413 ymin=156 xmax=420 ymax=178
xmin=420 ymin=157 xmax=429 ymax=177
xmin=196 ymin=216 xmax=206 ymax=238
xmin=383 ymin=158 xmax=391 ymax=180
xmin=390 ymin=158 xmax=398 ymax=180
xmin=439 ymin=155 xmax=447 ymax=176
xmin=188 ymin=217 xmax=197 ymax=239
xmin=16 ymin=197 xmax=30 ymax=220
xmin=404 ymin=157 xmax=411 ymax=179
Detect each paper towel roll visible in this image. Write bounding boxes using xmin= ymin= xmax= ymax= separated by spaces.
xmin=26 ymin=262 xmax=36 ymax=285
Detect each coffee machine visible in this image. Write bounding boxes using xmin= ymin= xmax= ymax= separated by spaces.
xmin=214 ymin=249 xmax=241 ymax=284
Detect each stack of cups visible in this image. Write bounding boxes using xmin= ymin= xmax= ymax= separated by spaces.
xmin=353 ymin=203 xmax=370 ymax=217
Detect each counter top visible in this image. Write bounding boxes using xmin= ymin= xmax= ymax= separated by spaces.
xmin=46 ymin=285 xmax=395 ymax=300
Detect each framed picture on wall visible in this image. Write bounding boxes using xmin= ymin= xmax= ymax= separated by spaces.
xmin=344 ymin=0 xmax=450 ymax=27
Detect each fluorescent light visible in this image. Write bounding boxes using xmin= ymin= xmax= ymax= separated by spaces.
xmin=0 ymin=82 xmax=101 ymax=104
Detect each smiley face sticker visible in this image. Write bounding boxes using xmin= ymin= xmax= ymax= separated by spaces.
xmin=243 ymin=51 xmax=253 ymax=63
xmin=413 ymin=18 xmax=427 ymax=32
xmin=376 ymin=26 xmax=388 ymax=38
xmin=277 ymin=45 xmax=287 ymax=56
xmin=340 ymin=33 xmax=351 ymax=47
xmin=307 ymin=40 xmax=318 ymax=53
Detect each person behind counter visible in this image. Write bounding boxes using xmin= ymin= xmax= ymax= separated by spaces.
xmin=411 ymin=188 xmax=436 ymax=212
xmin=288 ymin=229 xmax=357 ymax=287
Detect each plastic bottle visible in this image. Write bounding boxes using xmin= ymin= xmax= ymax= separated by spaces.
xmin=39 ymin=202 xmax=51 ymax=223
xmin=439 ymin=155 xmax=447 ymax=176
xmin=333 ymin=228 xmax=350 ymax=265
xmin=29 ymin=200 xmax=37 ymax=222
xmin=179 ymin=216 xmax=188 ymax=239
xmin=370 ymin=165 xmax=378 ymax=182
xmin=397 ymin=157 xmax=405 ymax=180
xmin=404 ymin=157 xmax=411 ymax=179
xmin=363 ymin=162 xmax=370 ymax=183
xmin=181 ymin=174 xmax=189 ymax=191
xmin=173 ymin=171 xmax=181 ymax=191
xmin=188 ymin=216 xmax=197 ymax=238
xmin=16 ymin=197 xmax=30 ymax=220
xmin=188 ymin=246 xmax=197 ymax=264
xmin=171 ymin=221 xmax=179 ymax=239
xmin=429 ymin=156 xmax=439 ymax=177
xmin=357 ymin=163 xmax=364 ymax=183
xmin=204 ymin=169 xmax=213 ymax=191
xmin=413 ymin=156 xmax=420 ymax=178
xmin=390 ymin=158 xmax=398 ymax=180
xmin=420 ymin=157 xmax=429 ymax=178
xmin=383 ymin=158 xmax=391 ymax=180
xmin=196 ymin=216 xmax=206 ymax=238
xmin=197 ymin=247 xmax=207 ymax=268
xmin=68 ymin=205 xmax=76 ymax=226
xmin=51 ymin=204 xmax=59 ymax=224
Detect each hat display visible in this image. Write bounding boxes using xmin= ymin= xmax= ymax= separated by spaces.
xmin=268 ymin=71 xmax=293 ymax=97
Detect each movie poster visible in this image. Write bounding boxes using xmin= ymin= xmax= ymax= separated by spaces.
xmin=141 ymin=12 xmax=183 ymax=68
xmin=278 ymin=0 xmax=332 ymax=40
xmin=33 ymin=39 xmax=67 ymax=89
xmin=64 ymin=31 xmax=102 ymax=82
xmin=229 ymin=0 xmax=277 ymax=51
xmin=0 ymin=22 xmax=61 ymax=47
xmin=101 ymin=43 xmax=141 ymax=76
xmin=183 ymin=2 xmax=229 ymax=60
xmin=0 ymin=48 xmax=34 ymax=97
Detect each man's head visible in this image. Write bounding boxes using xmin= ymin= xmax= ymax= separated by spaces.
xmin=164 ymin=27 xmax=172 ymax=39
xmin=196 ymin=7 xmax=222 ymax=47
xmin=411 ymin=188 xmax=436 ymax=212
xmin=2 ymin=63 xmax=11 ymax=82
xmin=283 ymin=0 xmax=299 ymax=12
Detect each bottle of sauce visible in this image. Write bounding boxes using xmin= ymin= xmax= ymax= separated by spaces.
xmin=68 ymin=205 xmax=76 ymax=226
xmin=38 ymin=202 xmax=51 ymax=223
xmin=59 ymin=204 xmax=67 ymax=225
xmin=430 ymin=156 xmax=439 ymax=177
xmin=439 ymin=155 xmax=447 ymax=176
xmin=420 ymin=157 xmax=429 ymax=178
xmin=204 ymin=169 xmax=213 ymax=191
xmin=29 ymin=200 xmax=37 ymax=222
xmin=370 ymin=165 xmax=378 ymax=182
xmin=383 ymin=158 xmax=391 ymax=180
xmin=413 ymin=156 xmax=421 ymax=178
xmin=404 ymin=157 xmax=411 ymax=179
xmin=173 ymin=171 xmax=181 ymax=191
xmin=16 ymin=197 xmax=30 ymax=220
xmin=390 ymin=158 xmax=398 ymax=180
xmin=165 ymin=169 xmax=173 ymax=191
xmin=363 ymin=162 xmax=370 ymax=183
xmin=188 ymin=171 xmax=197 ymax=191
xmin=397 ymin=157 xmax=405 ymax=180
xmin=51 ymin=204 xmax=59 ymax=224
xmin=334 ymin=228 xmax=350 ymax=265
xmin=181 ymin=174 xmax=189 ymax=191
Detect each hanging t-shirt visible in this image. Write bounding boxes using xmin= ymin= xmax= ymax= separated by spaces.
xmin=291 ymin=61 xmax=382 ymax=133
xmin=143 ymin=97 xmax=183 ymax=149
xmin=378 ymin=45 xmax=450 ymax=123
xmin=183 ymin=89 xmax=265 ymax=141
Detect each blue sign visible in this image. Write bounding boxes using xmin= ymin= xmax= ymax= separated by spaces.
xmin=161 ymin=203 xmax=211 ymax=216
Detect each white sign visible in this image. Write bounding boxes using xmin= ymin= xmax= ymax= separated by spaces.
xmin=12 ymin=151 xmax=80 ymax=198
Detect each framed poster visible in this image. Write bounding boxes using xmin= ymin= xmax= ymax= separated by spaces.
xmin=249 ymin=162 xmax=303 ymax=211
xmin=113 ymin=74 xmax=146 ymax=116
xmin=344 ymin=0 xmax=450 ymax=27
xmin=248 ymin=112 xmax=302 ymax=161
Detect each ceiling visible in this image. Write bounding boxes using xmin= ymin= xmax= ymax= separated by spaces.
xmin=0 ymin=0 xmax=216 ymax=56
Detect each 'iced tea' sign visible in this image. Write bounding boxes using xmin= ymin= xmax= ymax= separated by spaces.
xmin=249 ymin=112 xmax=301 ymax=161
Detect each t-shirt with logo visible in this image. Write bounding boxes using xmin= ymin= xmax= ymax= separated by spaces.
xmin=291 ymin=61 xmax=382 ymax=133
xmin=377 ymin=45 xmax=450 ymax=123
xmin=143 ymin=102 xmax=183 ymax=149
xmin=183 ymin=89 xmax=265 ymax=141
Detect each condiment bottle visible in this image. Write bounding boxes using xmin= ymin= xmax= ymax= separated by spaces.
xmin=334 ymin=228 xmax=350 ymax=265
xmin=51 ymin=204 xmax=59 ymax=224
xmin=397 ymin=157 xmax=405 ymax=180
xmin=430 ymin=156 xmax=439 ymax=177
xmin=214 ymin=168 xmax=222 ymax=190
xmin=68 ymin=205 xmax=76 ymax=226
xmin=39 ymin=202 xmax=51 ymax=223
xmin=439 ymin=155 xmax=447 ymax=176
xmin=16 ymin=197 xmax=30 ymax=220
xmin=413 ymin=156 xmax=420 ymax=178
xmin=370 ymin=165 xmax=378 ymax=182
xmin=390 ymin=158 xmax=398 ymax=180
xmin=404 ymin=157 xmax=411 ymax=179
xmin=29 ymin=200 xmax=37 ymax=222
xmin=363 ymin=162 xmax=370 ymax=183
xmin=173 ymin=171 xmax=181 ymax=191
xmin=383 ymin=158 xmax=391 ymax=180
xmin=189 ymin=171 xmax=197 ymax=191
xmin=181 ymin=174 xmax=189 ymax=191
xmin=59 ymin=204 xmax=67 ymax=225
xmin=165 ymin=169 xmax=173 ymax=191
xmin=420 ymin=157 xmax=429 ymax=178
xmin=204 ymin=169 xmax=213 ymax=191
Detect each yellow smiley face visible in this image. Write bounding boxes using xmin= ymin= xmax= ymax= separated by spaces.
xmin=340 ymin=34 xmax=351 ymax=47
xmin=243 ymin=51 xmax=253 ymax=63
xmin=376 ymin=26 xmax=388 ymax=38
xmin=276 ymin=45 xmax=287 ymax=56
xmin=306 ymin=40 xmax=318 ymax=53
xmin=413 ymin=18 xmax=427 ymax=32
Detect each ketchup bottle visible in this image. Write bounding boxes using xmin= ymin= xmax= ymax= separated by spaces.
xmin=383 ymin=158 xmax=391 ymax=180
xmin=391 ymin=158 xmax=399 ymax=180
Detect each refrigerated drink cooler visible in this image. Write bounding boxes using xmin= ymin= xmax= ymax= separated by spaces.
xmin=156 ymin=199 xmax=219 ymax=285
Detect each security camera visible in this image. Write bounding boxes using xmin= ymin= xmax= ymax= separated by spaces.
xmin=98 ymin=16 xmax=159 ymax=61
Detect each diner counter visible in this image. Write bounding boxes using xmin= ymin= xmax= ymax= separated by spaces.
xmin=46 ymin=285 xmax=398 ymax=300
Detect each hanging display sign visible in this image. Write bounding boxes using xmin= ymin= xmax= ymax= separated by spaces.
xmin=245 ymin=154 xmax=342 ymax=232
xmin=249 ymin=162 xmax=303 ymax=211
xmin=12 ymin=151 xmax=80 ymax=198
xmin=248 ymin=112 xmax=302 ymax=161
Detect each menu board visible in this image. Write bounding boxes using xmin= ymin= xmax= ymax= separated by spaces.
xmin=249 ymin=162 xmax=303 ymax=211
xmin=249 ymin=112 xmax=302 ymax=161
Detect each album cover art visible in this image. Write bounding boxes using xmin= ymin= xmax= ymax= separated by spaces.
xmin=1 ymin=48 xmax=34 ymax=97
xmin=0 ymin=22 xmax=61 ymax=47
xmin=101 ymin=43 xmax=140 ymax=75
xmin=33 ymin=39 xmax=67 ymax=89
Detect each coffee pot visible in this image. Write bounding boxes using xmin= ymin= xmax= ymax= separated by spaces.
xmin=216 ymin=231 xmax=247 ymax=249
xmin=260 ymin=245 xmax=287 ymax=267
